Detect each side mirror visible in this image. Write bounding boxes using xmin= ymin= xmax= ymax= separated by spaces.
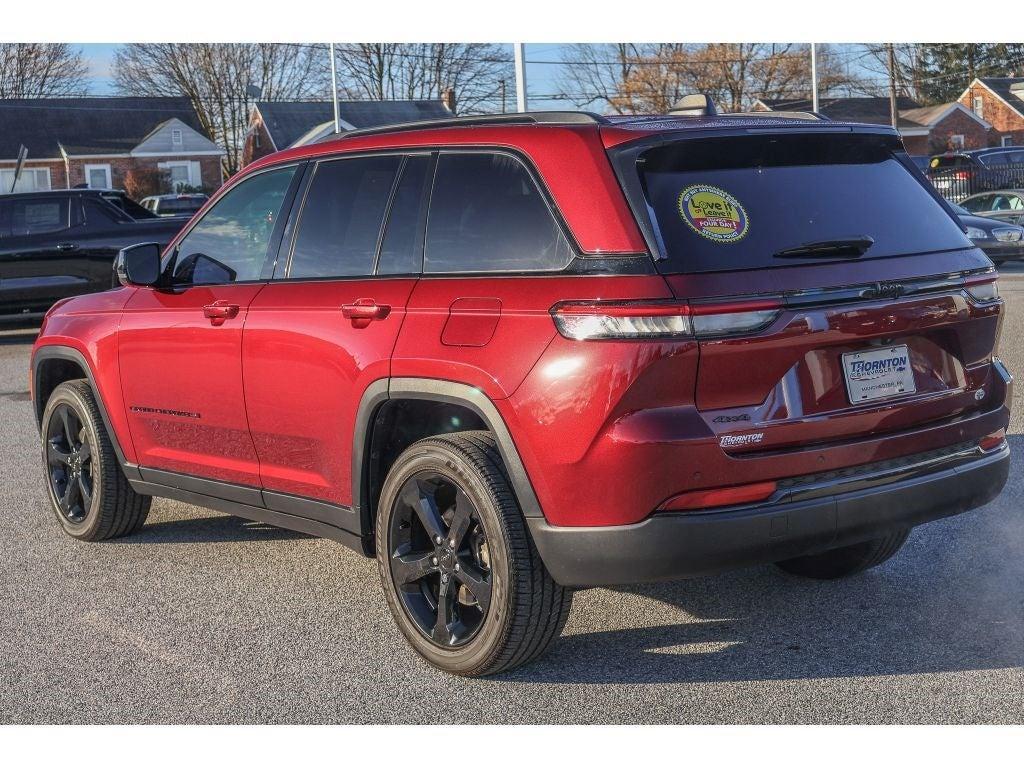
xmin=115 ymin=243 xmax=162 ymax=287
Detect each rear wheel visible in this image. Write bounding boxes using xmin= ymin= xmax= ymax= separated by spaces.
xmin=376 ymin=431 xmax=571 ymax=676
xmin=41 ymin=380 xmax=150 ymax=541
xmin=775 ymin=528 xmax=910 ymax=579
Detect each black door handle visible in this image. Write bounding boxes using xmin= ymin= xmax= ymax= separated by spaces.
xmin=56 ymin=243 xmax=78 ymax=252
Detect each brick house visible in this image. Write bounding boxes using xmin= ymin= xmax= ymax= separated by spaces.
xmin=753 ymin=96 xmax=992 ymax=155
xmin=0 ymin=96 xmax=225 ymax=194
xmin=242 ymin=99 xmax=451 ymax=166
xmin=958 ymin=78 xmax=1024 ymax=148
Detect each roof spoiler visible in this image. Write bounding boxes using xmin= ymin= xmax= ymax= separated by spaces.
xmin=668 ymin=94 xmax=718 ymax=117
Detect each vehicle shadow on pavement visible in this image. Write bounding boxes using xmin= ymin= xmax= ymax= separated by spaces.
xmin=504 ymin=436 xmax=1023 ymax=685
xmin=0 ymin=331 xmax=39 ymax=346
xmin=131 ymin=514 xmax=313 ymax=544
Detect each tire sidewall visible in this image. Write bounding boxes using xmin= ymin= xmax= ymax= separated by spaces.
xmin=376 ymin=441 xmax=514 ymax=675
xmin=41 ymin=383 xmax=104 ymax=539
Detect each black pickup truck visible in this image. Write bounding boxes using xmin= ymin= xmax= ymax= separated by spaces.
xmin=0 ymin=189 xmax=189 ymax=319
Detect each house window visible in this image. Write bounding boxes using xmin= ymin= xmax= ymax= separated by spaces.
xmin=973 ymin=96 xmax=984 ymax=118
xmin=950 ymin=134 xmax=965 ymax=150
xmin=83 ymin=163 xmax=112 ymax=190
xmin=0 ymin=167 xmax=51 ymax=193
xmin=158 ymin=160 xmax=201 ymax=191
xmin=171 ymin=128 xmax=183 ymax=147
xmin=1002 ymin=136 xmax=1014 ymax=147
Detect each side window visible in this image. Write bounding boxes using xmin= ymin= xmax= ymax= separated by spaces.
xmin=992 ymin=195 xmax=1011 ymax=211
xmin=84 ymin=197 xmax=129 ymax=225
xmin=288 ymin=154 xmax=401 ymax=279
xmin=172 ymin=165 xmax=296 ymax=286
xmin=424 ymin=153 xmax=574 ymax=273
xmin=962 ymin=194 xmax=990 ymax=213
xmin=0 ymin=201 xmax=10 ymax=238
xmin=377 ymin=155 xmax=431 ymax=275
xmin=1012 ymin=196 xmax=1024 ymax=211
xmin=9 ymin=198 xmax=70 ymax=236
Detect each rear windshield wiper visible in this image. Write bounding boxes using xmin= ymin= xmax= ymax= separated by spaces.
xmin=773 ymin=236 xmax=875 ymax=259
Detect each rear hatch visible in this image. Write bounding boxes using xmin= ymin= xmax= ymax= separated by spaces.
xmin=614 ymin=127 xmax=1002 ymax=455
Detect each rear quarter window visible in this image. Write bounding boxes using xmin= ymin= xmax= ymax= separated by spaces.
xmin=424 ymin=152 xmax=573 ymax=273
xmin=636 ymin=133 xmax=971 ymax=274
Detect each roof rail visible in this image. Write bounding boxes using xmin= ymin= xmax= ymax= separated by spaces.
xmin=729 ymin=110 xmax=825 ymax=121
xmin=336 ymin=111 xmax=608 ymax=139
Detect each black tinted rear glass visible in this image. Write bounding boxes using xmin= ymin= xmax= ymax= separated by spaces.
xmin=157 ymin=198 xmax=206 ymax=215
xmin=638 ymin=133 xmax=971 ymax=273
xmin=425 ymin=153 xmax=573 ymax=273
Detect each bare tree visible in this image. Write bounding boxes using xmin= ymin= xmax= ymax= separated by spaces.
xmin=556 ymin=43 xmax=866 ymax=114
xmin=113 ymin=43 xmax=323 ymax=175
xmin=333 ymin=43 xmax=511 ymax=113
xmin=554 ymin=44 xmax=690 ymax=113
xmin=332 ymin=44 xmax=511 ymax=114
xmin=0 ymin=43 xmax=89 ymax=98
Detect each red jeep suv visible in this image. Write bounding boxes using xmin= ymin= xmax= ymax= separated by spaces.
xmin=31 ymin=108 xmax=1012 ymax=676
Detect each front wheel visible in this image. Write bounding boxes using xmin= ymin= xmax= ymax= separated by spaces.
xmin=41 ymin=380 xmax=150 ymax=541
xmin=376 ymin=431 xmax=571 ymax=676
xmin=775 ymin=528 xmax=910 ymax=579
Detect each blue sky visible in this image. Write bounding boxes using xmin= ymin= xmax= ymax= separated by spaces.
xmin=79 ymin=43 xmax=578 ymax=108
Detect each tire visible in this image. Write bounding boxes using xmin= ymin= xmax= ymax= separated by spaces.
xmin=774 ymin=528 xmax=910 ymax=580
xmin=40 ymin=380 xmax=151 ymax=541
xmin=375 ymin=430 xmax=571 ymax=676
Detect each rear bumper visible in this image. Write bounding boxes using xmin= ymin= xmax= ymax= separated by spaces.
xmin=978 ymin=240 xmax=1024 ymax=262
xmin=527 ymin=443 xmax=1010 ymax=587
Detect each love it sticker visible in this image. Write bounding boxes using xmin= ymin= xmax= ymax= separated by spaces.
xmin=678 ymin=184 xmax=749 ymax=243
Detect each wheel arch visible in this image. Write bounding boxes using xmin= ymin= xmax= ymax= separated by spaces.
xmin=32 ymin=345 xmax=138 ymax=479
xmin=353 ymin=377 xmax=543 ymax=545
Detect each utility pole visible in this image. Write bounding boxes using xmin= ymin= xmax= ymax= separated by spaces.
xmin=499 ymin=79 xmax=507 ymax=114
xmin=513 ymin=44 xmax=528 ymax=112
xmin=329 ymin=42 xmax=341 ymax=135
xmin=887 ymin=43 xmax=898 ymax=129
xmin=810 ymin=43 xmax=819 ymax=113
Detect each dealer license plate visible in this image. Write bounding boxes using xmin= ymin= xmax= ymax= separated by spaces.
xmin=842 ymin=345 xmax=916 ymax=403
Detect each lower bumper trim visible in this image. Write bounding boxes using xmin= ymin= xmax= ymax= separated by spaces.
xmin=528 ymin=445 xmax=1010 ymax=587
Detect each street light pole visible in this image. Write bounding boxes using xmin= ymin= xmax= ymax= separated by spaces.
xmin=329 ymin=42 xmax=341 ymax=134
xmin=888 ymin=43 xmax=899 ymax=129
xmin=514 ymin=43 xmax=528 ymax=112
xmin=810 ymin=43 xmax=819 ymax=113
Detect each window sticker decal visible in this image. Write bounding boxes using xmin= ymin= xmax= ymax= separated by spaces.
xmin=677 ymin=184 xmax=749 ymax=243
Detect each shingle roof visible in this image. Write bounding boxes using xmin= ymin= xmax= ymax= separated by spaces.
xmin=758 ymin=96 xmax=925 ymax=127
xmin=256 ymin=100 xmax=452 ymax=149
xmin=0 ymin=96 xmax=209 ymax=159
xmin=974 ymin=78 xmax=1024 ymax=116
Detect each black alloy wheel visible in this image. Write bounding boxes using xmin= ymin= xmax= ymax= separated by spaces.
xmin=45 ymin=402 xmax=94 ymax=523
xmin=387 ymin=473 xmax=493 ymax=648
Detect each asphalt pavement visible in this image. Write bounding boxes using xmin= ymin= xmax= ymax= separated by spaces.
xmin=1 ymin=273 xmax=1022 ymax=724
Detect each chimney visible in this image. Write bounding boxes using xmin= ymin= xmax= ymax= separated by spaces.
xmin=442 ymin=87 xmax=457 ymax=116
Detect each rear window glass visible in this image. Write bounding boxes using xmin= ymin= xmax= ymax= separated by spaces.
xmin=156 ymin=198 xmax=206 ymax=215
xmin=929 ymin=155 xmax=968 ymax=169
xmin=638 ymin=134 xmax=971 ymax=274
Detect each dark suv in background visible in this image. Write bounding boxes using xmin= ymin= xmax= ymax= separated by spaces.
xmin=31 ymin=109 xmax=1011 ymax=676
xmin=928 ymin=147 xmax=1024 ymax=199
xmin=0 ymin=189 xmax=186 ymax=319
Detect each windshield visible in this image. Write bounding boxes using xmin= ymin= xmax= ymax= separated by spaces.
xmin=636 ymin=133 xmax=971 ymax=273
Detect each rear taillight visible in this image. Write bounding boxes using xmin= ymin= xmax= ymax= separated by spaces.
xmin=551 ymin=303 xmax=691 ymax=340
xmin=689 ymin=299 xmax=783 ymax=338
xmin=964 ymin=276 xmax=1000 ymax=303
xmin=979 ymin=430 xmax=1006 ymax=452
xmin=658 ymin=481 xmax=778 ymax=512
xmin=551 ymin=298 xmax=782 ymax=341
